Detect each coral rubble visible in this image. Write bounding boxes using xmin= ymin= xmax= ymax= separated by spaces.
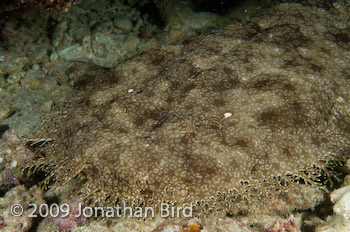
xmin=0 ymin=130 xmax=34 ymax=190
xmin=27 ymin=0 xmax=350 ymax=218
xmin=0 ymin=185 xmax=45 ymax=232
xmin=316 ymin=160 xmax=350 ymax=232
xmin=0 ymin=0 xmax=80 ymax=15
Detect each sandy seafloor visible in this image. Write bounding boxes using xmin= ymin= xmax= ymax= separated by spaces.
xmin=0 ymin=0 xmax=350 ymax=231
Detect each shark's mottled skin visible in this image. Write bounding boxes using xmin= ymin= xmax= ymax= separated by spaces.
xmin=29 ymin=0 xmax=350 ymax=216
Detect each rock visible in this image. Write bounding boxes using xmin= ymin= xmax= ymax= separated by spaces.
xmin=316 ymin=179 xmax=350 ymax=232
xmin=0 ymin=105 xmax=11 ymax=121
xmin=0 ymin=74 xmax=6 ymax=88
xmin=113 ymin=16 xmax=133 ymax=32
xmin=20 ymin=75 xmax=43 ymax=90
xmin=331 ymin=186 xmax=350 ymax=204
xmin=0 ymin=130 xmax=34 ymax=188
xmin=333 ymin=190 xmax=350 ymax=220
xmin=316 ymin=203 xmax=350 ymax=231
xmin=1 ymin=57 xmax=29 ymax=75
xmin=6 ymin=72 xmax=25 ymax=85
xmin=0 ymin=185 xmax=45 ymax=232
